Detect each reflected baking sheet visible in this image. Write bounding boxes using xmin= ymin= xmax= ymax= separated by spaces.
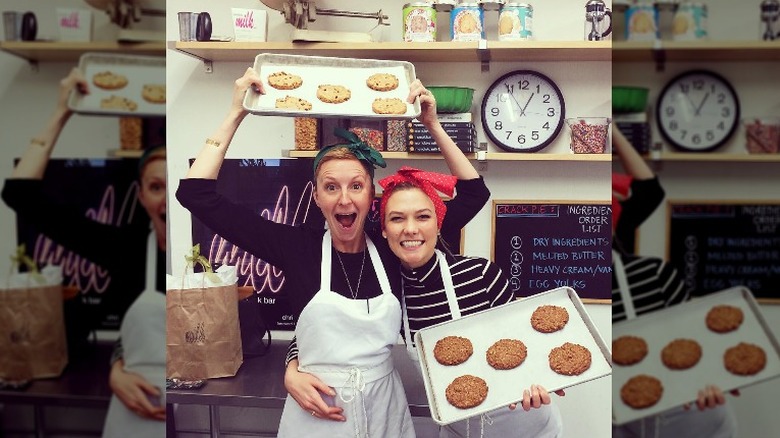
xmin=244 ymin=53 xmax=421 ymax=119
xmin=414 ymin=287 xmax=612 ymax=425
xmin=69 ymin=53 xmax=165 ymax=117
xmin=612 ymin=287 xmax=780 ymax=425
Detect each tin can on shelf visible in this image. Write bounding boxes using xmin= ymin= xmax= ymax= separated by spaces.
xmin=499 ymin=2 xmax=533 ymax=40
xmin=673 ymin=2 xmax=708 ymax=41
xmin=451 ymin=2 xmax=484 ymax=41
xmin=403 ymin=2 xmax=437 ymax=42
xmin=625 ymin=2 xmax=658 ymax=41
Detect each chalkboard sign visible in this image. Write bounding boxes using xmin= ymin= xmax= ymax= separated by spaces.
xmin=668 ymin=201 xmax=780 ymax=303
xmin=491 ymin=201 xmax=612 ymax=302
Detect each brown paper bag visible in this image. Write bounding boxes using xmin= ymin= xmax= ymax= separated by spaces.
xmin=0 ymin=265 xmax=68 ymax=381
xmin=166 ymin=257 xmax=243 ymax=380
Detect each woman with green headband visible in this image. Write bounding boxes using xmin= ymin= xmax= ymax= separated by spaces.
xmin=1 ymin=68 xmax=167 ymax=436
xmin=176 ymin=67 xmax=489 ymax=437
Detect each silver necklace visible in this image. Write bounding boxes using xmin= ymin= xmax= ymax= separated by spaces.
xmin=335 ymin=248 xmax=366 ymax=300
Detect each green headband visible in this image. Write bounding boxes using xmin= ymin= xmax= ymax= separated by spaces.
xmin=312 ymin=127 xmax=386 ymax=179
xmin=138 ymin=145 xmax=166 ymax=177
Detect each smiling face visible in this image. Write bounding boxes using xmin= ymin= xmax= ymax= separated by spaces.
xmin=138 ymin=158 xmax=166 ymax=251
xmin=382 ymin=187 xmax=439 ymax=269
xmin=314 ymin=158 xmax=374 ymax=252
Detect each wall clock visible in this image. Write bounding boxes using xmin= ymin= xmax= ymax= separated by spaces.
xmin=656 ymin=70 xmax=740 ymax=152
xmin=481 ymin=70 xmax=566 ymax=152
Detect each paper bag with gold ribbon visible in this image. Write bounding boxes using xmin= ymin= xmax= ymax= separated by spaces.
xmin=166 ymin=245 xmax=243 ymax=380
xmin=0 ymin=246 xmax=68 ymax=382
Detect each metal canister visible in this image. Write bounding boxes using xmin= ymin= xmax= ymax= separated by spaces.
xmin=498 ymin=2 xmax=533 ymax=41
xmin=403 ymin=2 xmax=437 ymax=42
xmin=625 ymin=2 xmax=658 ymax=41
xmin=451 ymin=2 xmax=484 ymax=41
xmin=673 ymin=2 xmax=708 ymax=41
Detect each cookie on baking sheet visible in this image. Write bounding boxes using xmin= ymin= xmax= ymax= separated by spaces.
xmin=267 ymin=71 xmax=303 ymax=90
xmin=549 ymin=342 xmax=591 ymax=376
xmin=661 ymin=339 xmax=702 ymax=370
xmin=612 ymin=335 xmax=649 ymax=366
xmin=275 ymin=95 xmax=313 ymax=111
xmin=100 ymin=95 xmax=138 ymax=112
xmin=531 ymin=305 xmax=569 ymax=333
xmin=620 ymin=375 xmax=663 ymax=409
xmin=316 ymin=84 xmax=351 ymax=104
xmin=724 ymin=342 xmax=766 ymax=376
xmin=445 ymin=375 xmax=488 ymax=409
xmin=372 ymin=98 xmax=407 ymax=115
xmin=706 ymin=305 xmax=744 ymax=333
xmin=142 ymin=84 xmax=166 ymax=104
xmin=366 ymin=73 xmax=399 ymax=91
xmin=93 ymin=71 xmax=128 ymax=90
xmin=486 ymin=339 xmax=527 ymax=370
xmin=433 ymin=336 xmax=473 ymax=366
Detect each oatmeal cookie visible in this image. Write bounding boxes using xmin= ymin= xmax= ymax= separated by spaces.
xmin=706 ymin=305 xmax=744 ymax=333
xmin=371 ymin=98 xmax=407 ymax=115
xmin=661 ymin=339 xmax=702 ymax=370
xmin=433 ymin=336 xmax=473 ymax=366
xmin=530 ymin=305 xmax=569 ymax=333
xmin=724 ymin=342 xmax=766 ymax=376
xmin=141 ymin=84 xmax=166 ymax=104
xmin=445 ymin=375 xmax=488 ymax=409
xmin=366 ymin=73 xmax=399 ymax=92
xmin=486 ymin=339 xmax=527 ymax=370
xmin=620 ymin=375 xmax=663 ymax=409
xmin=275 ymin=95 xmax=313 ymax=111
xmin=549 ymin=342 xmax=591 ymax=376
xmin=100 ymin=95 xmax=137 ymax=112
xmin=267 ymin=71 xmax=303 ymax=90
xmin=612 ymin=336 xmax=649 ymax=366
xmin=316 ymin=84 xmax=351 ymax=104
xmin=93 ymin=71 xmax=128 ymax=90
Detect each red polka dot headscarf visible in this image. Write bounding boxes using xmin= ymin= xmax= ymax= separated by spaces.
xmin=612 ymin=172 xmax=633 ymax=230
xmin=378 ymin=166 xmax=458 ymax=230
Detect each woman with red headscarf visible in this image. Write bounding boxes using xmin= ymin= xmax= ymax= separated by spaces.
xmin=376 ymin=166 xmax=564 ymax=438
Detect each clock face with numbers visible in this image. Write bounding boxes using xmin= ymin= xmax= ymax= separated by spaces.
xmin=656 ymin=70 xmax=740 ymax=152
xmin=481 ymin=70 xmax=566 ymax=152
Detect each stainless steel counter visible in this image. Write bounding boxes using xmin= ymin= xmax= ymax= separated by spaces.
xmin=166 ymin=340 xmax=431 ymax=415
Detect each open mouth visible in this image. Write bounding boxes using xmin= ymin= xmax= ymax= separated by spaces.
xmin=401 ymin=240 xmax=424 ymax=248
xmin=335 ymin=213 xmax=357 ymax=228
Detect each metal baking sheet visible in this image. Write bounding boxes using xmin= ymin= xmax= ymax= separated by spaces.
xmin=414 ymin=286 xmax=612 ymax=426
xmin=612 ymin=287 xmax=780 ymax=425
xmin=243 ymin=53 xmax=422 ymax=119
xmin=68 ymin=52 xmax=165 ymax=117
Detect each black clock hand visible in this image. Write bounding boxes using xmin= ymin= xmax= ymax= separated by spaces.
xmin=695 ymin=92 xmax=710 ymax=116
xmin=520 ymin=93 xmax=535 ymax=117
xmin=505 ymin=87 xmax=525 ymax=114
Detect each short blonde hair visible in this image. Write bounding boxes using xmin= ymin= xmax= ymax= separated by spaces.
xmin=313 ymin=146 xmax=373 ymax=185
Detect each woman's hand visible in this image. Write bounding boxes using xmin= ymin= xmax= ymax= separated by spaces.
xmin=407 ymin=79 xmax=438 ymax=129
xmin=229 ymin=67 xmax=265 ymax=120
xmin=284 ymin=360 xmax=345 ymax=421
xmin=56 ymin=67 xmax=88 ymax=117
xmin=508 ymin=385 xmax=565 ymax=412
xmin=684 ymin=385 xmax=740 ymax=411
xmin=108 ymin=359 xmax=165 ymax=421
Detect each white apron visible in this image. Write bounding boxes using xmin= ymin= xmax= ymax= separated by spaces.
xmin=402 ymin=250 xmax=562 ymax=438
xmin=612 ymin=251 xmax=737 ymax=438
xmin=102 ymin=233 xmax=166 ymax=438
xmin=277 ymin=231 xmax=414 ymax=438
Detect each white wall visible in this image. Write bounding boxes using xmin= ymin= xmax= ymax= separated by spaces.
xmin=166 ymin=0 xmax=611 ymax=436
xmin=613 ymin=0 xmax=780 ymax=435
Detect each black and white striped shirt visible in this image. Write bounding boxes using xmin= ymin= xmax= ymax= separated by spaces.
xmin=612 ymin=254 xmax=688 ymax=322
xmin=285 ymin=253 xmax=513 ymax=365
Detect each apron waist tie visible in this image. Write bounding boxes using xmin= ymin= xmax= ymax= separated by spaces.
xmin=299 ymin=357 xmax=394 ymax=438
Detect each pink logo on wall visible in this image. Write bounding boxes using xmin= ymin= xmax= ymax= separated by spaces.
xmin=235 ymin=10 xmax=254 ymax=29
xmin=231 ymin=8 xmax=267 ymax=42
